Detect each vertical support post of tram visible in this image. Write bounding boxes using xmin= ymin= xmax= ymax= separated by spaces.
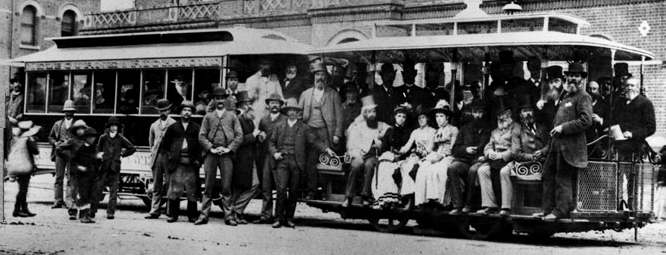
xmin=371 ymin=51 xmax=376 ymax=91
xmin=640 ymin=55 xmax=645 ymax=95
xmin=0 ymin=75 xmax=5 ymax=222
xmin=450 ymin=49 xmax=458 ymax=110
xmin=482 ymin=50 xmax=490 ymax=99
xmin=608 ymin=49 xmax=616 ymax=156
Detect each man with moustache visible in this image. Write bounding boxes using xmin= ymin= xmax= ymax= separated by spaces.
xmin=536 ymin=66 xmax=566 ymax=130
xmin=585 ymin=81 xmax=609 ymax=158
xmin=343 ymin=96 xmax=390 ymax=207
xmin=145 ymin=99 xmax=177 ymax=219
xmin=48 ymin=100 xmax=79 ymax=209
xmin=269 ymin=98 xmax=336 ymax=228
xmin=447 ymin=99 xmax=491 ymax=215
xmin=281 ymin=64 xmax=308 ymax=101
xmin=160 ymin=101 xmax=202 ymax=223
xmin=535 ymin=62 xmax=593 ymax=221
xmin=196 ymin=93 xmax=244 ymax=225
xmin=298 ymin=63 xmax=344 ymax=200
xmin=496 ymin=95 xmax=550 ymax=216
xmin=246 ymin=58 xmax=284 ymax=126
xmin=254 ymin=93 xmax=287 ymax=224
xmin=227 ymin=91 xmax=261 ymax=225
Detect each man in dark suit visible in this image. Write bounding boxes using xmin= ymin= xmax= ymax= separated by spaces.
xmin=537 ymin=62 xmax=593 ymax=221
xmin=254 ymin=93 xmax=287 ymax=224
xmin=196 ymin=94 xmax=244 ymax=225
xmin=586 ymin=81 xmax=609 ymax=158
xmin=269 ymin=98 xmax=336 ymax=228
xmin=299 ymin=63 xmax=344 ymax=199
xmin=372 ymin=62 xmax=400 ymax=124
xmin=394 ymin=59 xmax=429 ymax=113
xmin=281 ymin=64 xmax=308 ymax=102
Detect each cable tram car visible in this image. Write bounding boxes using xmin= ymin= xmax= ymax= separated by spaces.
xmin=8 ymin=28 xmax=311 ymax=206
xmin=303 ymin=12 xmax=658 ymax=240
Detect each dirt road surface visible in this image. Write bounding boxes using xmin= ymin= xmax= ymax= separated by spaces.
xmin=1 ymin=175 xmax=665 ymax=255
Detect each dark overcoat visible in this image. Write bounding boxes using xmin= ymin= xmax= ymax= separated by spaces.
xmin=552 ymin=90 xmax=593 ymax=168
xmin=159 ymin=121 xmax=202 ymax=172
xmin=234 ymin=115 xmax=257 ymax=188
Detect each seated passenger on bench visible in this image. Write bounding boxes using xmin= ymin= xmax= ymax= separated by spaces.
xmin=398 ymin=107 xmax=436 ymax=198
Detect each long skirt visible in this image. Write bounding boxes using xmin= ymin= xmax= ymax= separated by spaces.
xmin=398 ymin=155 xmax=421 ymax=196
xmin=371 ymin=159 xmax=400 ymax=200
xmin=166 ymin=164 xmax=198 ymax=201
xmin=655 ymin=185 xmax=666 ymax=221
xmin=415 ymin=156 xmax=453 ymax=206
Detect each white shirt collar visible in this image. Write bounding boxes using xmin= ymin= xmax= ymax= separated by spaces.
xmin=287 ymin=119 xmax=297 ymax=127
xmin=109 ymin=131 xmax=117 ymax=138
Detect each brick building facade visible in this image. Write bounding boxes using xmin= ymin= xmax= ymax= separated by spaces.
xmin=0 ymin=0 xmax=100 ymax=88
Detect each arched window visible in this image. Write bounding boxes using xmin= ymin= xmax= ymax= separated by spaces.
xmin=61 ymin=10 xmax=77 ymax=36
xmin=21 ymin=6 xmax=37 ymax=45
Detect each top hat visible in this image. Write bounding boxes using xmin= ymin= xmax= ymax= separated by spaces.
xmin=360 ymin=95 xmax=377 ymax=111
xmin=177 ymin=101 xmax=196 ymax=112
xmin=614 ymin=63 xmax=632 ymax=78
xmin=212 ymin=87 xmax=228 ymax=97
xmin=62 ymin=100 xmax=76 ymax=112
xmin=67 ymin=120 xmax=88 ymax=135
xmin=82 ymin=127 xmax=98 ymax=137
xmin=105 ymin=116 xmax=123 ymax=128
xmin=265 ymin=93 xmax=285 ymax=105
xmin=380 ymin=62 xmax=395 ymax=75
xmin=155 ymin=99 xmax=172 ymax=111
xmin=564 ymin=62 xmax=588 ymax=78
xmin=17 ymin=120 xmax=41 ymax=137
xmin=498 ymin=50 xmax=515 ymax=64
xmin=281 ymin=98 xmax=302 ymax=113
xmin=312 ymin=63 xmax=328 ymax=74
xmin=226 ymin=70 xmax=239 ymax=79
xmin=235 ymin=91 xmax=252 ymax=104
xmin=546 ymin=66 xmax=564 ymax=81
xmin=515 ymin=94 xmax=535 ymax=110
xmin=401 ymin=59 xmax=417 ymax=77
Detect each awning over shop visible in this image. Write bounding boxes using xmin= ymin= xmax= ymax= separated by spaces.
xmin=311 ymin=31 xmax=655 ymax=62
xmin=8 ymin=28 xmax=313 ymax=69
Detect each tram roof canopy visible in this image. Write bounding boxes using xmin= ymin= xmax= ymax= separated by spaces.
xmin=311 ymin=31 xmax=655 ymax=62
xmin=8 ymin=28 xmax=312 ymax=66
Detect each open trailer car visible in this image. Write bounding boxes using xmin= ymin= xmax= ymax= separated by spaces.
xmin=9 ymin=28 xmax=312 ymax=206
xmin=303 ymin=12 xmax=658 ymax=240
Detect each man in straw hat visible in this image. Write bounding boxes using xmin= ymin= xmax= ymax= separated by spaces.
xmin=245 ymin=57 xmax=284 ymax=127
xmin=48 ymin=99 xmax=79 ymax=209
xmin=269 ymin=98 xmax=336 ymax=228
xmin=535 ymin=62 xmax=593 ymax=221
xmin=342 ymin=96 xmax=390 ymax=207
xmin=254 ymin=93 xmax=287 ymax=224
xmin=299 ymin=62 xmax=344 ymax=200
xmin=227 ymin=91 xmax=261 ymax=226
xmin=8 ymin=120 xmax=40 ymax=217
xmin=196 ymin=89 xmax=244 ymax=225
xmin=57 ymin=126 xmax=102 ymax=223
xmin=145 ymin=99 xmax=177 ymax=219
xmin=91 ymin=116 xmax=136 ymax=219
xmin=160 ymin=101 xmax=202 ymax=223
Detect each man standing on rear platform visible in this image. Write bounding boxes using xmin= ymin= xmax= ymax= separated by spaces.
xmin=145 ymin=99 xmax=177 ymax=219
xmin=536 ymin=62 xmax=593 ymax=221
xmin=196 ymin=95 xmax=243 ymax=225
xmin=269 ymin=98 xmax=335 ymax=228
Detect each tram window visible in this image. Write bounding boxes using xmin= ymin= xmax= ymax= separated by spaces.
xmin=26 ymin=73 xmax=46 ymax=113
xmin=140 ymin=70 xmax=165 ymax=114
xmin=72 ymin=73 xmax=92 ymax=113
xmin=167 ymin=70 xmax=192 ymax=113
xmin=48 ymin=72 xmax=70 ymax=113
xmin=193 ymin=69 xmax=220 ymax=115
xmin=117 ymin=70 xmax=141 ymax=115
xmin=93 ymin=71 xmax=115 ymax=114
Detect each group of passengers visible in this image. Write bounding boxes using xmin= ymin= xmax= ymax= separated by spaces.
xmin=4 ymin=50 xmax=661 ymax=225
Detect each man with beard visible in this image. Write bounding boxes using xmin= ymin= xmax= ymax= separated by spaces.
xmin=372 ymin=62 xmax=400 ymax=124
xmin=535 ymin=62 xmax=592 ymax=221
xmin=343 ymin=96 xmax=390 ymax=207
xmin=447 ymin=99 xmax=492 ymax=215
xmin=160 ymin=101 xmax=202 ymax=223
xmin=536 ymin=66 xmax=565 ymax=130
xmin=254 ymin=93 xmax=287 ymax=224
xmin=269 ymin=98 xmax=336 ymax=228
xmin=476 ymin=99 xmax=519 ymax=215
xmin=246 ymin=58 xmax=284 ymax=127
xmin=298 ymin=63 xmax=343 ymax=200
xmin=281 ymin=64 xmax=308 ymax=101
xmin=48 ymin=100 xmax=79 ymax=209
xmin=145 ymin=99 xmax=177 ymax=219
xmin=196 ymin=92 xmax=244 ymax=225
xmin=228 ymin=91 xmax=261 ymax=225
xmin=494 ymin=95 xmax=550 ymax=216
xmin=7 ymin=78 xmax=24 ymax=123
xmin=585 ymin=81 xmax=609 ymax=158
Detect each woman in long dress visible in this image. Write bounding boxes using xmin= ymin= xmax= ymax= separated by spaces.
xmin=414 ymin=106 xmax=458 ymax=206
xmin=398 ymin=109 xmax=436 ymax=198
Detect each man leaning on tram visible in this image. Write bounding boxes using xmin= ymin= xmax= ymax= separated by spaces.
xmin=535 ymin=62 xmax=593 ymax=221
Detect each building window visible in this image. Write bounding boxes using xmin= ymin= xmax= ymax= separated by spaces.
xmin=21 ymin=6 xmax=37 ymax=45
xmin=61 ymin=10 xmax=77 ymax=37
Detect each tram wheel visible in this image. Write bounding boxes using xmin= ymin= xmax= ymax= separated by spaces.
xmin=454 ymin=218 xmax=505 ymax=240
xmin=367 ymin=216 xmax=409 ymax=233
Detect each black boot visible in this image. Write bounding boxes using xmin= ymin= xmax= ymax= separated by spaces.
xmin=68 ymin=209 xmax=78 ymax=220
xmin=21 ymin=202 xmax=36 ymax=217
xmin=13 ymin=203 xmax=28 ymax=217
xmin=80 ymin=209 xmax=95 ymax=224
xmin=166 ymin=200 xmax=179 ymax=223
xmin=187 ymin=201 xmax=198 ymax=223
